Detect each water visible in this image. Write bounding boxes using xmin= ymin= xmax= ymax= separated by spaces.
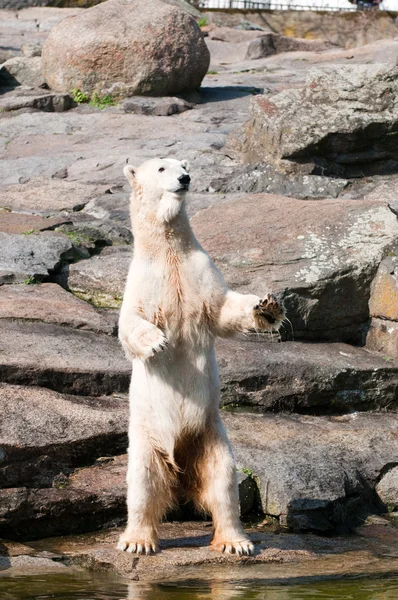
xmin=1 ymin=572 xmax=398 ymax=600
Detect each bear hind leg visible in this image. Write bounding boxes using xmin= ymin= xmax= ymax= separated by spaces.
xmin=118 ymin=438 xmax=176 ymax=555
xmin=189 ymin=423 xmax=254 ymax=556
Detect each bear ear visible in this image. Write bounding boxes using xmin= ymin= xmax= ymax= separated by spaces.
xmin=181 ymin=160 xmax=190 ymax=172
xmin=123 ymin=165 xmax=136 ymax=187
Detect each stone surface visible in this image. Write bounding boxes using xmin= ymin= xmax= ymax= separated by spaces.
xmin=241 ymin=65 xmax=398 ymax=177
xmin=0 ymin=212 xmax=68 ymax=234
xmin=4 ymin=521 xmax=391 ymax=584
xmin=366 ymin=256 xmax=398 ymax=360
xmin=2 ymin=402 xmax=397 ymax=538
xmin=366 ymin=318 xmax=398 ymax=361
xmin=0 ymin=283 xmax=117 ymax=334
xmin=0 ymin=92 xmax=73 ymax=113
xmin=67 ymin=246 xmax=132 ymax=308
xmin=209 ymin=26 xmax=265 ymax=44
xmin=122 ymin=96 xmax=194 ymax=116
xmin=0 ymin=231 xmax=76 ymax=284
xmin=203 ymin=9 xmax=398 ymax=50
xmin=0 ymin=384 xmax=128 ymax=489
xmin=211 ymin=163 xmax=348 ymax=199
xmin=41 ymin=0 xmax=210 ymax=98
xmin=0 ymin=320 xmax=130 ymax=395
xmin=0 ymin=178 xmax=106 ymax=214
xmin=376 ymin=467 xmax=398 ymax=512
xmin=245 ymin=33 xmax=334 ymax=59
xmin=369 ymin=257 xmax=398 ymax=322
xmin=217 ymin=338 xmax=398 ymax=413
xmin=21 ymin=42 xmax=42 ymax=58
xmin=0 ymin=56 xmax=44 ymax=87
xmin=192 ymin=194 xmax=398 ymax=343
xmin=225 ymin=411 xmax=398 ymax=531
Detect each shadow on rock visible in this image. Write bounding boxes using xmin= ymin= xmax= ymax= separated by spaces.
xmin=200 ymin=86 xmax=262 ymax=104
xmin=0 ymin=542 xmax=11 ymax=571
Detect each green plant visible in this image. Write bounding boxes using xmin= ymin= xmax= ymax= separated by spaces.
xmin=71 ymin=88 xmax=90 ymax=104
xmin=241 ymin=467 xmax=254 ymax=477
xmin=23 ymin=276 xmax=39 ymax=285
xmin=198 ymin=17 xmax=207 ymax=27
xmin=22 ymin=229 xmax=36 ymax=235
xmin=89 ymin=92 xmax=115 ymax=109
xmin=207 ymin=70 xmax=218 ymax=75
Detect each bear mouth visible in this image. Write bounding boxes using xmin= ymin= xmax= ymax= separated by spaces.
xmin=176 ymin=184 xmax=190 ymax=193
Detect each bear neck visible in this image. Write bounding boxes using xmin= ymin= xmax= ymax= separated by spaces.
xmin=132 ymin=196 xmax=196 ymax=258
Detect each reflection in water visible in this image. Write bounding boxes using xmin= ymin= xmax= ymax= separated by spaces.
xmin=126 ymin=577 xmax=398 ymax=600
xmin=0 ymin=572 xmax=398 ymax=600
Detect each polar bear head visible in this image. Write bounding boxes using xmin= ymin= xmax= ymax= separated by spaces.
xmin=124 ymin=158 xmax=190 ymax=224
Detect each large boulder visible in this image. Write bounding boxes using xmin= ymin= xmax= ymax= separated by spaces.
xmin=240 ymin=65 xmax=398 ymax=177
xmin=41 ymin=0 xmax=210 ymax=99
xmin=191 ymin=194 xmax=398 ymax=344
xmin=226 ymin=411 xmax=398 ymax=531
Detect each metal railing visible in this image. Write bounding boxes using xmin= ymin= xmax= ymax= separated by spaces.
xmin=192 ymin=0 xmax=380 ymax=11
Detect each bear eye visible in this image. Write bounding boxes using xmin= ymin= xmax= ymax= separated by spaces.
xmin=158 ymin=167 xmax=165 ymax=173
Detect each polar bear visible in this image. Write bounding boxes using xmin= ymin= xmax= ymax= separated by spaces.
xmin=117 ymin=158 xmax=284 ymax=556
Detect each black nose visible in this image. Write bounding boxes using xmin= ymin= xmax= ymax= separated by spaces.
xmin=178 ymin=174 xmax=190 ymax=185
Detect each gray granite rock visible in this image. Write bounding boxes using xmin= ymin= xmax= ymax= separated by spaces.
xmin=0 ymin=320 xmax=130 ymax=395
xmin=0 ymin=232 xmax=76 ymax=284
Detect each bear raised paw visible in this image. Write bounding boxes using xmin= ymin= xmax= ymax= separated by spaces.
xmin=118 ymin=157 xmax=285 ymax=555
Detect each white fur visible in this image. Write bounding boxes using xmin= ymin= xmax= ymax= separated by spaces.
xmin=117 ymin=158 xmax=283 ymax=556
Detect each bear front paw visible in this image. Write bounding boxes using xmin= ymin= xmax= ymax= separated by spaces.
xmin=121 ymin=323 xmax=168 ymax=361
xmin=253 ymin=294 xmax=285 ymax=331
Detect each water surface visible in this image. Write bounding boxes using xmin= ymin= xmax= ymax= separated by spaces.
xmin=1 ymin=571 xmax=398 ymax=600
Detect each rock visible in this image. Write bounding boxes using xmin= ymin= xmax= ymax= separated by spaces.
xmin=161 ymin=0 xmax=202 ymax=17
xmin=191 ymin=194 xmax=398 ymax=344
xmin=0 ymin=178 xmax=106 ymax=215
xmin=83 ymin=192 xmax=130 ymax=223
xmin=122 ymin=96 xmax=194 ymax=116
xmin=0 ymin=553 xmax=69 ymax=576
xmin=209 ymin=27 xmax=265 ymax=44
xmin=241 ymin=65 xmax=398 ymax=177
xmin=0 ymin=486 xmax=125 ymax=540
xmin=245 ymin=33 xmax=334 ymax=59
xmin=21 ymin=43 xmax=42 ymax=58
xmin=0 ymin=212 xmax=68 ymax=235
xmin=217 ymin=339 xmax=398 ymax=413
xmin=0 ymin=283 xmax=117 ymax=335
xmin=237 ymin=470 xmax=258 ymax=515
xmin=0 ymin=320 xmax=130 ymax=395
xmin=366 ymin=318 xmax=398 ymax=362
xmin=0 ymin=56 xmax=44 ymax=88
xmin=41 ymin=0 xmax=210 ymax=98
xmin=211 ymin=163 xmax=348 ymax=199
xmin=376 ymin=467 xmax=398 ymax=512
xmin=67 ymin=246 xmax=132 ymax=308
xmin=0 ymin=232 xmax=77 ymax=284
xmin=236 ymin=20 xmax=267 ymax=31
xmin=0 ymin=452 xmax=255 ymax=538
xmin=366 ymin=256 xmax=398 ymax=360
xmin=369 ymin=257 xmax=398 ymax=322
xmin=0 ymin=384 xmax=128 ymax=489
xmin=0 ymin=93 xmax=73 ymax=113
xmin=55 ymin=219 xmax=132 ymax=253
xmin=16 ymin=522 xmax=398 ymax=583
xmin=225 ymin=411 xmax=398 ymax=531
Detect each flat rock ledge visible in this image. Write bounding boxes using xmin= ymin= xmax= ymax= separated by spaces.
xmin=1 ymin=520 xmax=398 ymax=583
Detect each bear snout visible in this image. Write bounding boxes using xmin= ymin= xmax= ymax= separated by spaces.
xmin=178 ymin=174 xmax=191 ymax=186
